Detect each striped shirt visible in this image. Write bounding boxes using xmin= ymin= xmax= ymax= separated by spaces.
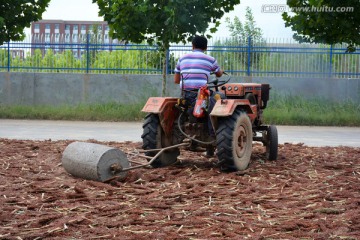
xmin=174 ymin=50 xmax=220 ymax=90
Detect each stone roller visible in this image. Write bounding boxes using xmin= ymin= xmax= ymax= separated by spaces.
xmin=62 ymin=141 xmax=130 ymax=182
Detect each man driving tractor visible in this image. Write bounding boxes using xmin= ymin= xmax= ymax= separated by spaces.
xmin=173 ymin=35 xmax=224 ymax=156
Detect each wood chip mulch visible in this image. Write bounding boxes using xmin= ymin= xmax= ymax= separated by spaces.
xmin=0 ymin=138 xmax=359 ymax=239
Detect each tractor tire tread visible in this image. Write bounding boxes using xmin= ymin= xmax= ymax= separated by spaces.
xmin=141 ymin=114 xmax=158 ymax=157
xmin=216 ymin=109 xmax=252 ymax=171
xmin=216 ymin=111 xmax=240 ymax=167
xmin=266 ymin=125 xmax=278 ymax=161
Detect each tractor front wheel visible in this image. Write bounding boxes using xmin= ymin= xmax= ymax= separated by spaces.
xmin=216 ymin=109 xmax=253 ymax=171
xmin=141 ymin=113 xmax=179 ymax=168
xmin=264 ymin=125 xmax=278 ymax=161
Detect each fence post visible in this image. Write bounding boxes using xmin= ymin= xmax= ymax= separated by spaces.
xmin=7 ymin=41 xmax=10 ymax=72
xmin=329 ymin=44 xmax=333 ymax=78
xmin=247 ymin=36 xmax=251 ymax=76
xmin=86 ymin=33 xmax=90 ymax=73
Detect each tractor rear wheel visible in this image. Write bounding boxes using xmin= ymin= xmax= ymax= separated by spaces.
xmin=216 ymin=109 xmax=253 ymax=171
xmin=141 ymin=113 xmax=179 ymax=168
xmin=264 ymin=125 xmax=278 ymax=160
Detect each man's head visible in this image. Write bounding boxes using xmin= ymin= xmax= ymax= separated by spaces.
xmin=192 ymin=35 xmax=208 ymax=51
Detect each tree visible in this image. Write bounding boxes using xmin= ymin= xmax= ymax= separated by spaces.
xmin=93 ymin=0 xmax=240 ymax=95
xmin=282 ymin=0 xmax=360 ymax=52
xmin=89 ymin=24 xmax=101 ymax=66
xmin=226 ymin=7 xmax=264 ymax=43
xmin=0 ymin=0 xmax=51 ymax=45
xmin=224 ymin=7 xmax=265 ymax=72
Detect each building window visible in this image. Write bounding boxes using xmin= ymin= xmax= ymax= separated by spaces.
xmin=55 ymin=33 xmax=60 ymax=43
xmin=80 ymin=34 xmax=87 ymax=42
xmin=45 ymin=33 xmax=50 ymax=43
xmin=104 ymin=34 xmax=109 ymax=45
xmin=89 ymin=25 xmax=93 ymax=32
xmin=65 ymin=34 xmax=70 ymax=43
xmin=33 ymin=34 xmax=40 ymax=42
xmin=54 ymin=24 xmax=60 ymax=34
xmin=72 ymin=34 xmax=78 ymax=43
xmin=65 ymin=25 xmax=71 ymax=31
xmin=73 ymin=25 xmax=78 ymax=31
xmin=45 ymin=24 xmax=51 ymax=33
xmin=34 ymin=24 xmax=40 ymax=33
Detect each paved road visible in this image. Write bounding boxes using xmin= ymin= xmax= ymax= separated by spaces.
xmin=0 ymin=119 xmax=359 ymax=147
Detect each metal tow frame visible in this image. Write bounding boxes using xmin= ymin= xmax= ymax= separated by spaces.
xmin=103 ymin=142 xmax=190 ymax=183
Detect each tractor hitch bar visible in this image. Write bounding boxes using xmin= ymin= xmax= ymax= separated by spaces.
xmin=102 ymin=142 xmax=190 ymax=183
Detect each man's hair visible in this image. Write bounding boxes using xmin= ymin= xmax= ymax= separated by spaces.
xmin=192 ymin=35 xmax=208 ymax=50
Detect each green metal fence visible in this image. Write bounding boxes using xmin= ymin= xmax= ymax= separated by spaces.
xmin=1 ymin=35 xmax=359 ymax=78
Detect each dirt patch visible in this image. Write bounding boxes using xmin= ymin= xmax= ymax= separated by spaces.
xmin=0 ymin=138 xmax=359 ymax=239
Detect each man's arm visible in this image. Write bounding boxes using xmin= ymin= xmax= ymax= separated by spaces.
xmin=174 ymin=73 xmax=180 ymax=84
xmin=212 ymin=58 xmax=223 ymax=77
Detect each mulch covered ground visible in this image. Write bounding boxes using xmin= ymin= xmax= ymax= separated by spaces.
xmin=0 ymin=138 xmax=359 ymax=240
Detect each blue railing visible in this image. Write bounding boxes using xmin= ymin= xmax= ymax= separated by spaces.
xmin=1 ymin=35 xmax=359 ymax=78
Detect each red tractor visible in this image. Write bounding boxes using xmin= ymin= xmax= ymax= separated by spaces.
xmin=141 ymin=73 xmax=278 ymax=171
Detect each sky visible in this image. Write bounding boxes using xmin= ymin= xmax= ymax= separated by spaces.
xmin=38 ymin=0 xmax=295 ymax=39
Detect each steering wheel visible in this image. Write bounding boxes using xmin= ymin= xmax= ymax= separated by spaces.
xmin=207 ymin=72 xmax=231 ymax=91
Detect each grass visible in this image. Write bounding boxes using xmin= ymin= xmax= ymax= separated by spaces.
xmin=0 ymin=102 xmax=147 ymax=122
xmin=0 ymin=95 xmax=359 ymax=126
xmin=264 ymin=94 xmax=360 ymax=126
